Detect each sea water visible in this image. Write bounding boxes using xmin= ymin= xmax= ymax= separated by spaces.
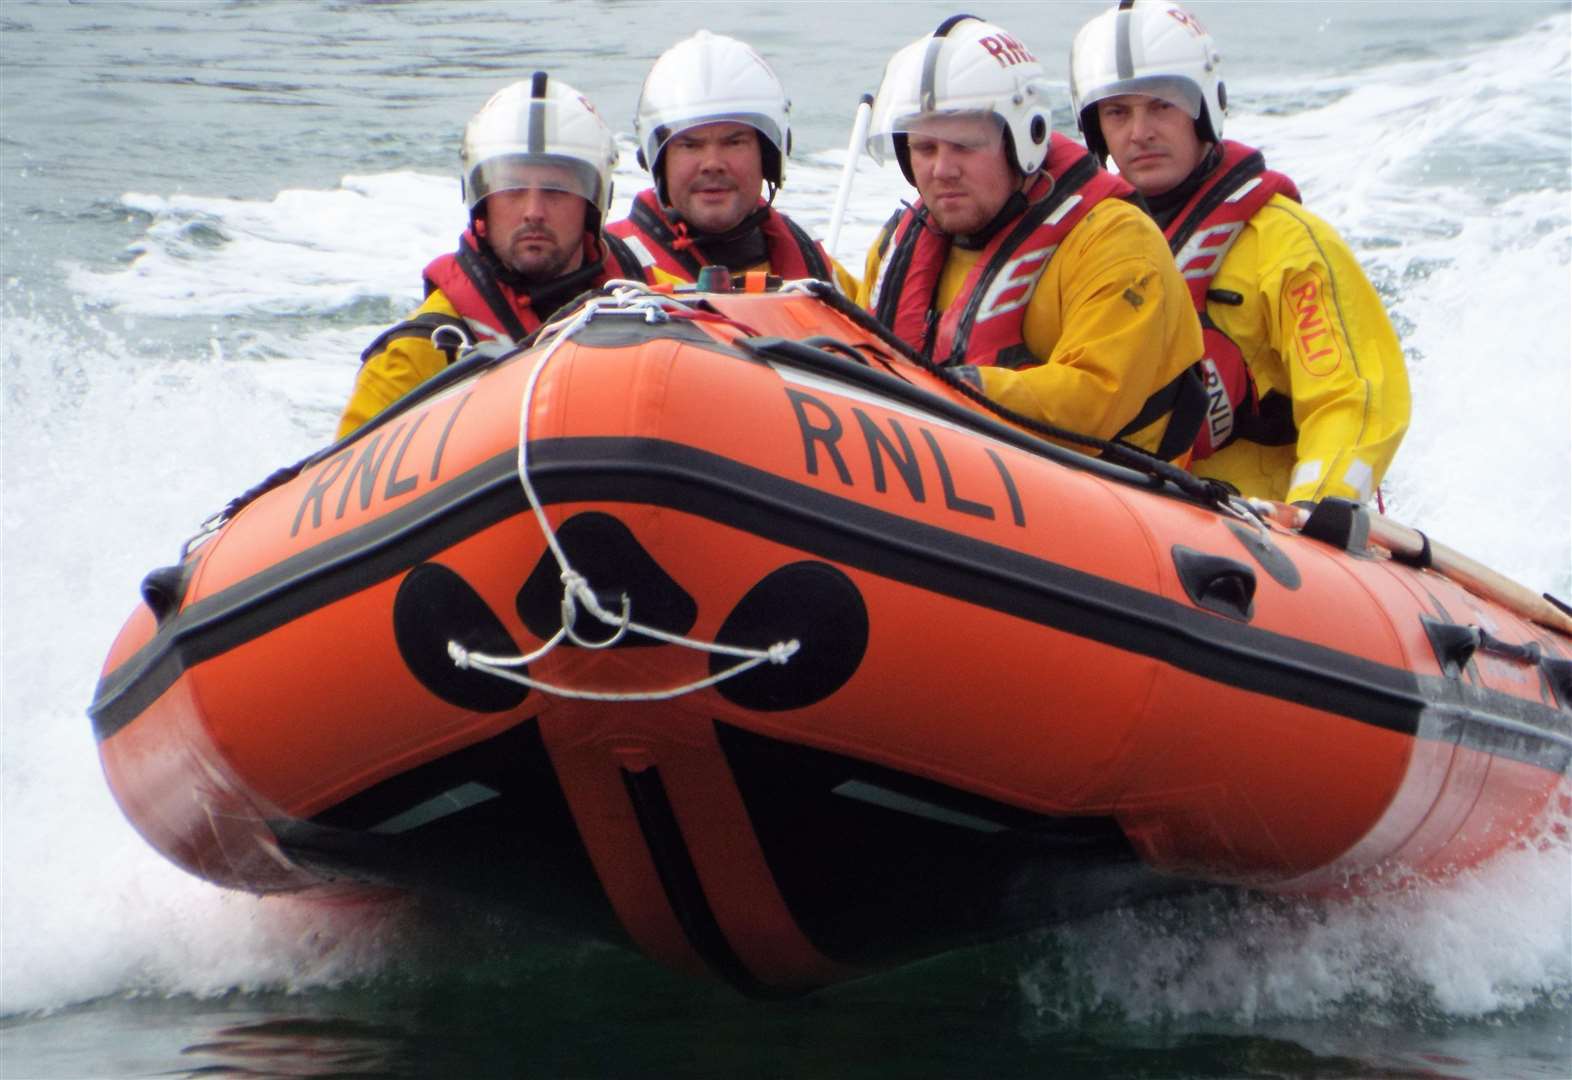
xmin=2 ymin=2 xmax=1569 ymax=1076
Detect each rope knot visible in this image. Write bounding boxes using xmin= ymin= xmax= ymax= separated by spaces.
xmin=448 ymin=641 xmax=471 ymax=669
xmin=768 ymin=640 xmax=801 ymax=665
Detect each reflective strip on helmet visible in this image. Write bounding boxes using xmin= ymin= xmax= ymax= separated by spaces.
xmin=919 ymin=32 xmax=946 ymax=112
xmin=528 ymin=71 xmax=548 ymax=155
xmin=1116 ymin=4 xmax=1136 ymax=79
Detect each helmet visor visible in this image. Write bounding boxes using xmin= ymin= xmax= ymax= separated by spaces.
xmin=466 ymin=154 xmax=602 ymax=210
xmin=1079 ymin=75 xmax=1202 ymax=120
xmin=868 ymin=111 xmax=1004 ymax=162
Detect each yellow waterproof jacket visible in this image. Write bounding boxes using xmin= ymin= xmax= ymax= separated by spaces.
xmin=858 ymin=197 xmax=1203 ymax=458
xmin=335 ymin=289 xmax=464 ymax=440
xmin=1197 ymin=194 xmax=1410 ymax=505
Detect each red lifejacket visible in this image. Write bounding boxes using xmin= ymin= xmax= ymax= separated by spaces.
xmin=869 ymin=135 xmax=1206 ymax=461
xmin=608 ymin=189 xmax=834 ymax=284
xmin=869 ymin=134 xmax=1132 ymax=369
xmin=418 ymin=227 xmax=640 ymax=346
xmin=1164 ymin=139 xmax=1302 ymax=458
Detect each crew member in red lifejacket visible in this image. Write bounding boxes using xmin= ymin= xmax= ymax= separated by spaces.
xmin=858 ymin=16 xmax=1206 ymax=463
xmin=608 ymin=31 xmax=858 ymax=295
xmin=1072 ymin=0 xmax=1411 ymax=504
xmin=336 ymin=73 xmax=643 ymax=439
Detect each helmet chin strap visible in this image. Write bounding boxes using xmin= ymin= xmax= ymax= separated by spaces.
xmin=1141 ymin=142 xmax=1221 ymax=231
xmin=664 ymin=202 xmax=772 ymax=271
xmin=952 ymin=170 xmax=1038 ymax=251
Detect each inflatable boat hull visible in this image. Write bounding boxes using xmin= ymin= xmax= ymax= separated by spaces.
xmin=91 ymin=287 xmax=1572 ymax=993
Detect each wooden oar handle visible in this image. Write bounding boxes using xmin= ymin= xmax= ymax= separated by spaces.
xmin=1251 ymin=499 xmax=1572 ymax=637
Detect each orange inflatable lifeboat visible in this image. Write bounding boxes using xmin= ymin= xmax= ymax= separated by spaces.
xmin=90 ymin=279 xmax=1572 ymax=994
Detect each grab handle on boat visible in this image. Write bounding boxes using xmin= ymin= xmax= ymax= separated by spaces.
xmin=1172 ymin=546 xmax=1256 ymax=621
xmin=1421 ymin=616 xmax=1556 ymax=680
xmin=140 ymin=564 xmax=189 ymax=624
xmin=1543 ymin=657 xmax=1572 ymax=709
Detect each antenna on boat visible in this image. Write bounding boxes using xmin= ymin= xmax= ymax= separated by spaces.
xmin=826 ymin=93 xmax=875 ymax=260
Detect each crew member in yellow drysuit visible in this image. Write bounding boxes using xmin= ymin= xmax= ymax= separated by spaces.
xmin=337 ymin=75 xmax=641 ymax=440
xmin=859 ymin=16 xmax=1205 ymax=462
xmin=1071 ymin=0 xmax=1410 ymax=503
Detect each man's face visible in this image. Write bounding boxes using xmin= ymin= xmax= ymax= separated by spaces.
xmin=480 ymin=165 xmax=589 ymax=280
xmin=1096 ymin=94 xmax=1208 ymax=196
xmin=907 ymin=115 xmax=1020 ymax=237
xmin=662 ymin=121 xmax=765 ymax=233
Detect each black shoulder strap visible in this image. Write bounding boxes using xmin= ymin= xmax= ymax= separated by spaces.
xmin=455 ymin=240 xmax=530 ymax=342
xmin=872 ymin=206 xmax=924 ymax=329
xmin=874 ymin=207 xmax=904 ymax=262
xmin=359 ymin=311 xmax=471 ymax=366
xmin=1116 ymin=365 xmax=1208 ymax=462
xmin=944 ymin=164 xmax=1096 ymax=365
xmin=776 ymin=213 xmax=833 ymax=282
xmin=1166 ymin=150 xmax=1266 ymax=256
xmin=602 ymin=233 xmax=648 ymax=281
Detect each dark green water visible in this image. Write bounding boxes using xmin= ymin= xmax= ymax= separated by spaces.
xmin=10 ymin=931 xmax=1568 ymax=1078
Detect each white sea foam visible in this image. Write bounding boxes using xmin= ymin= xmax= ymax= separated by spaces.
xmin=1020 ymin=796 xmax=1572 ymax=1027
xmin=0 ymin=303 xmax=409 ymax=1015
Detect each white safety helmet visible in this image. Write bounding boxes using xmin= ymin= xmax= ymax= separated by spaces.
xmin=461 ymin=72 xmax=618 ymax=232
xmin=866 ymin=15 xmax=1053 ymax=184
xmin=1070 ymin=0 xmax=1226 ymax=164
xmin=634 ymin=30 xmax=792 ymax=203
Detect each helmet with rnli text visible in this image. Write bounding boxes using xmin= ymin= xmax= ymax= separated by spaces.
xmin=460 ymin=72 xmax=618 ymax=232
xmin=634 ymin=30 xmax=792 ymax=202
xmin=1070 ymin=0 xmax=1226 ymax=163
xmin=866 ymin=15 xmax=1053 ymax=183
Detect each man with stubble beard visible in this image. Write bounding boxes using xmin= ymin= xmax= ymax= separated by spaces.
xmin=337 ymin=73 xmax=643 ymax=438
xmin=609 ymin=30 xmax=857 ymax=295
xmin=859 ymin=16 xmax=1205 ymax=463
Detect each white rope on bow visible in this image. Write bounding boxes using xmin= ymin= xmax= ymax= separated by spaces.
xmin=448 ymin=284 xmax=800 ymax=701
